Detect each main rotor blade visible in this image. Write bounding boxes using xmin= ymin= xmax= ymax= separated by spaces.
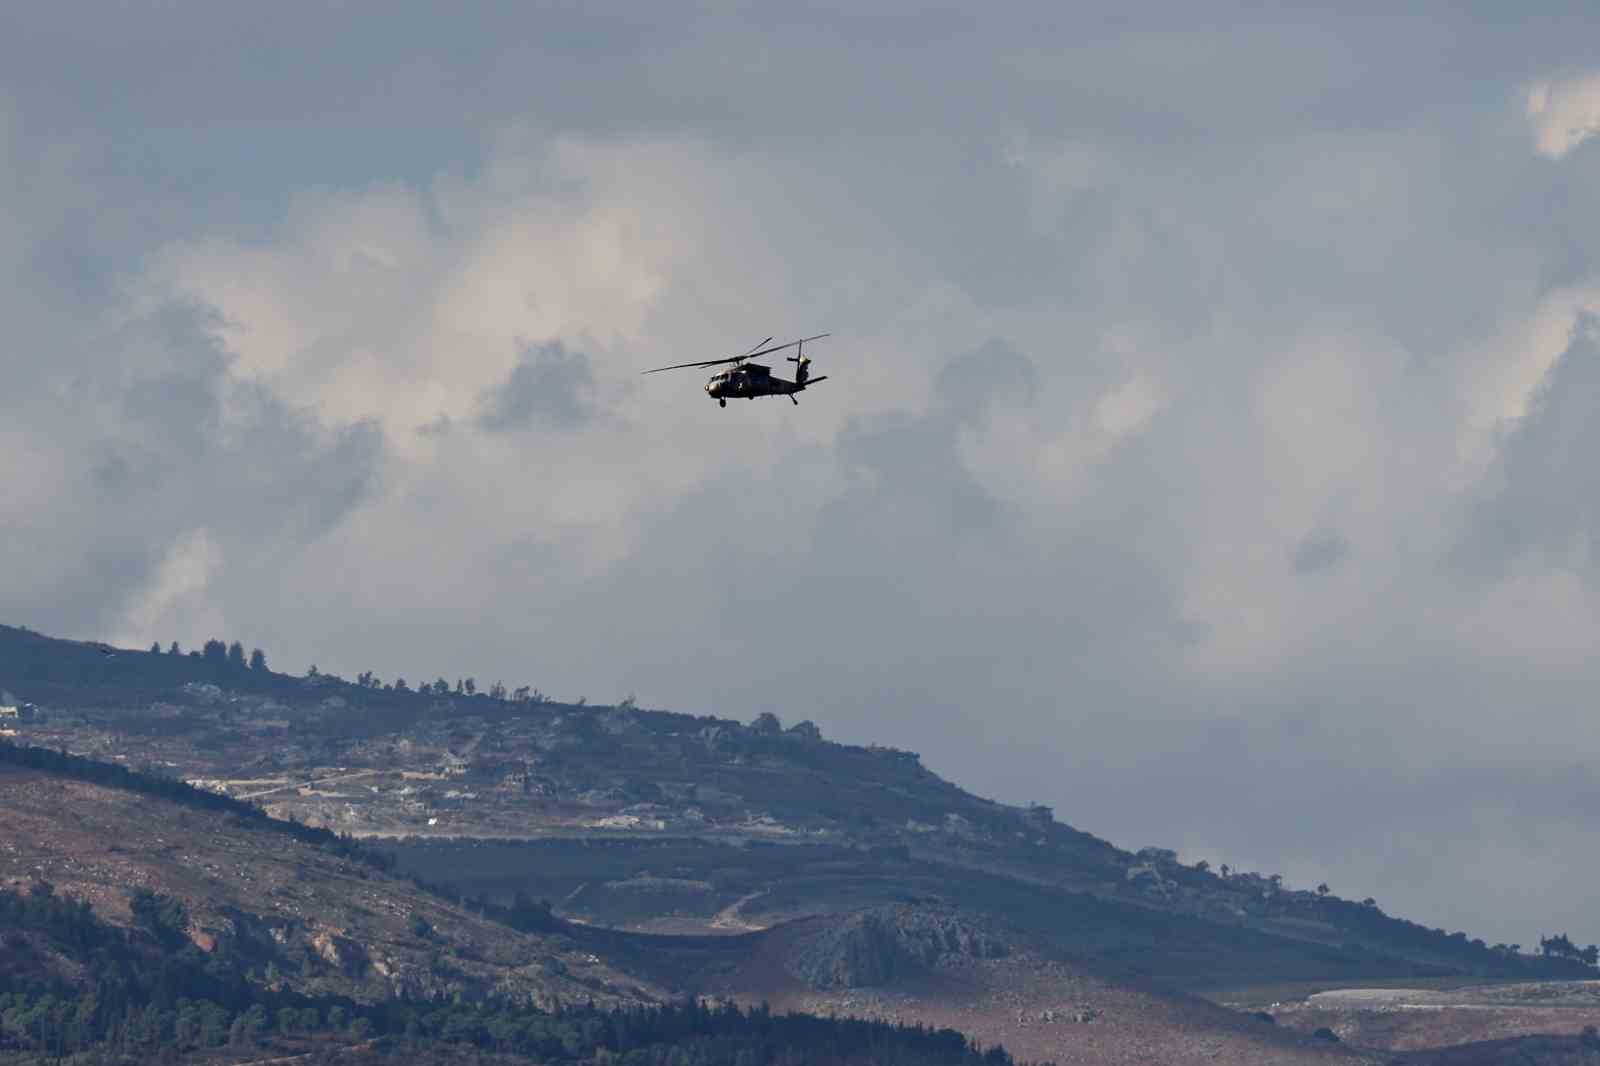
xmin=744 ymin=333 xmax=831 ymax=361
xmin=641 ymin=354 xmax=752 ymax=374
xmin=641 ymin=334 xmax=826 ymax=375
xmin=742 ymin=336 xmax=774 ymax=357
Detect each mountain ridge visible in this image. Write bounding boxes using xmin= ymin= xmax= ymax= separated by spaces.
xmin=5 ymin=621 xmax=1597 ymax=1064
xmin=0 ymin=621 xmax=1576 ymax=989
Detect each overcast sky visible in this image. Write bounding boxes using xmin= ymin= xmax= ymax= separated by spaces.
xmin=7 ymin=1 xmax=1600 ymax=947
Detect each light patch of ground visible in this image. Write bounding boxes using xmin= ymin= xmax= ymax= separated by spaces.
xmin=1273 ymin=980 xmax=1600 ymax=1053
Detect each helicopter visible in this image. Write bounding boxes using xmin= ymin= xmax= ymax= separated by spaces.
xmin=643 ymin=334 xmax=830 ymax=407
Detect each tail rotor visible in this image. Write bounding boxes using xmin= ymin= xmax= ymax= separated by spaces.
xmin=788 ymin=338 xmax=811 ymax=386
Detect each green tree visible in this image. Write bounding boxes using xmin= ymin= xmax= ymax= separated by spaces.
xmin=1542 ymin=933 xmax=1578 ymax=958
xmin=175 ymin=1004 xmax=200 ymax=1047
xmin=128 ymin=887 xmax=188 ymax=947
xmin=203 ymin=639 xmax=227 ymax=662
xmin=168 ymin=641 xmax=182 ymax=656
xmin=149 ymin=641 xmax=161 ymax=655
xmin=198 ymin=1005 xmax=229 ymax=1047
xmin=231 ymin=1005 xmax=266 ymax=1046
xmin=249 ymin=648 xmax=267 ymax=672
xmin=227 ymin=641 xmax=246 ymax=667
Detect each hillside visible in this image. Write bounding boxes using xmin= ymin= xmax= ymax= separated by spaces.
xmin=3 ymin=622 xmax=1596 ymax=1063
xmin=0 ymin=743 xmax=1381 ymax=1065
xmin=0 ymin=879 xmax=1009 ymax=1066
xmin=0 ymin=745 xmax=657 ymax=1011
xmin=0 ymin=623 xmax=1578 ymax=988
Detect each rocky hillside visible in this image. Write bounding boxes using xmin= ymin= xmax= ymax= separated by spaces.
xmin=645 ymin=905 xmax=1381 ymax=1066
xmin=0 ymin=746 xmax=658 ymax=1010
xmin=0 ymin=743 xmax=1394 ymax=1065
xmin=1 ymin=622 xmax=1587 ymax=988
xmin=6 ymin=622 xmax=1599 ymax=1064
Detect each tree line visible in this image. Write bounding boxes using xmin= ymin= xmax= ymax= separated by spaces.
xmin=1538 ymin=932 xmax=1600 ymax=966
xmin=149 ymin=637 xmax=268 ymax=673
xmin=0 ymin=883 xmax=1020 ymax=1066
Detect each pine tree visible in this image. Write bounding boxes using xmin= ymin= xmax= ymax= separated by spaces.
xmin=249 ymin=648 xmax=267 ymax=672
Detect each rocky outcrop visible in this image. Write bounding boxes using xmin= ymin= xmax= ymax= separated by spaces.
xmin=788 ymin=906 xmax=1009 ymax=990
xmin=311 ymin=929 xmax=370 ymax=976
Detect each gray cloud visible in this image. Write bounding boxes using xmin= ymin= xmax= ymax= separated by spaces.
xmin=1292 ymin=526 xmax=1350 ymax=575
xmin=7 ymin=1 xmax=1600 ymax=952
xmin=1467 ymin=316 xmax=1600 ymax=569
xmin=477 ymin=342 xmax=595 ymax=432
xmin=1 ymin=297 xmax=382 ymax=643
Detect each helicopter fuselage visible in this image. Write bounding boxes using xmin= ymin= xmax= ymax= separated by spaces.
xmin=704 ymin=361 xmax=827 ymax=406
xmin=706 ymin=363 xmax=795 ymax=399
xmin=643 ymin=333 xmax=830 ymax=407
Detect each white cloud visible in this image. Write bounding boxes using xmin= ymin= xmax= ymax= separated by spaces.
xmin=1527 ymin=70 xmax=1600 ymax=159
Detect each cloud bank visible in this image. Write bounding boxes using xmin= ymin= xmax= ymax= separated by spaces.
xmin=6 ymin=3 xmax=1600 ymax=947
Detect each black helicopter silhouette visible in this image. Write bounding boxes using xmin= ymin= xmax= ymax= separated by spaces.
xmin=644 ymin=334 xmax=830 ymax=407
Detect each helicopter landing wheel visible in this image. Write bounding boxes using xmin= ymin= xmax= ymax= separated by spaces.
xmin=718 ymin=398 xmax=726 ymax=408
